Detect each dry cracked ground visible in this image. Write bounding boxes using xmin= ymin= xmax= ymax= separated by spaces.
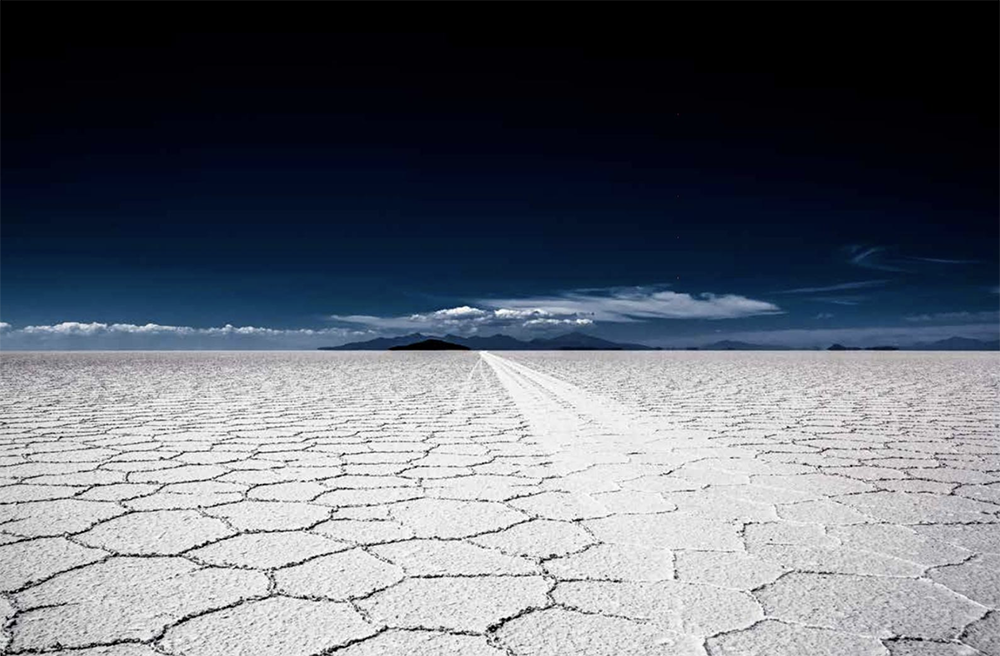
xmin=0 ymin=351 xmax=998 ymax=656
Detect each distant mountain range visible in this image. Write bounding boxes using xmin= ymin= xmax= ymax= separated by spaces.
xmin=320 ymin=332 xmax=1000 ymax=352
xmin=690 ymin=340 xmax=792 ymax=351
xmin=694 ymin=337 xmax=999 ymax=351
xmin=905 ymin=336 xmax=1000 ymax=351
xmin=320 ymin=331 xmax=659 ymax=351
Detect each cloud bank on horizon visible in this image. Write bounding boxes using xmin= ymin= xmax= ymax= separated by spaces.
xmin=0 ymin=321 xmax=372 ymax=350
xmin=1 ymin=284 xmax=997 ymax=350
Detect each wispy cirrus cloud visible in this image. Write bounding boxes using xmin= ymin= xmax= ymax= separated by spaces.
xmin=775 ymin=280 xmax=887 ymax=294
xmin=844 ymin=245 xmax=910 ymax=272
xmin=844 ymin=245 xmax=981 ymax=273
xmin=912 ymin=257 xmax=980 ymax=265
xmin=481 ymin=286 xmax=782 ymax=322
xmin=810 ymin=297 xmax=867 ymax=306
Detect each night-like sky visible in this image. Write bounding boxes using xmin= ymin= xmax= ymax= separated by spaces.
xmin=3 ymin=5 xmax=998 ymax=349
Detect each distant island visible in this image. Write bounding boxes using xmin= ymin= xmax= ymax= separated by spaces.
xmin=319 ymin=331 xmax=1000 ymax=352
xmin=388 ymin=338 xmax=470 ymax=351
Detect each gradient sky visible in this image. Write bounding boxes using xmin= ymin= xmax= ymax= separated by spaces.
xmin=2 ymin=5 xmax=998 ymax=349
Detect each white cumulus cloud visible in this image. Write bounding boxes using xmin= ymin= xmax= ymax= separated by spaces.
xmin=428 ymin=306 xmax=488 ymax=319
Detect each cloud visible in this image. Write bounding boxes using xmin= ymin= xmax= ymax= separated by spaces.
xmin=430 ymin=306 xmax=488 ymax=319
xmin=482 ymin=286 xmax=782 ymax=322
xmin=0 ymin=322 xmax=371 ymax=350
xmin=775 ymin=280 xmax=887 ymax=294
xmin=904 ymin=311 xmax=1000 ymax=323
xmin=0 ymin=322 xmax=10 ymax=333
xmin=844 ymin=245 xmax=981 ymax=273
xmin=331 ymin=307 xmax=592 ymax=335
xmin=814 ymin=313 xmax=835 ymax=320
xmin=912 ymin=257 xmax=980 ymax=265
xmin=810 ymin=297 xmax=864 ymax=306
xmin=330 ymin=286 xmax=781 ymax=336
xmin=18 ymin=322 xmax=336 ymax=337
xmin=844 ymin=245 xmax=909 ymax=272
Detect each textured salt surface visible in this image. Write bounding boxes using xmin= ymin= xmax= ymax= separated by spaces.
xmin=0 ymin=351 xmax=997 ymax=655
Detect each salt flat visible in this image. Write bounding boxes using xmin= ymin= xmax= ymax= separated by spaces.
xmin=0 ymin=351 xmax=997 ymax=656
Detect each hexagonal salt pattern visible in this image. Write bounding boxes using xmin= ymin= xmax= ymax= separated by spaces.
xmin=0 ymin=350 xmax=997 ymax=654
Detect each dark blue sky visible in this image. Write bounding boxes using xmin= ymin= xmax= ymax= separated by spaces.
xmin=2 ymin=5 xmax=997 ymax=348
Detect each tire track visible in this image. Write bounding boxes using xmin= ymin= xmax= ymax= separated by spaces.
xmin=481 ymin=352 xmax=643 ymax=446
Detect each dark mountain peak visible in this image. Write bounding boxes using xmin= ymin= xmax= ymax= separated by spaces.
xmin=827 ymin=343 xmax=858 ymax=351
xmin=388 ymin=338 xmax=469 ymax=351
